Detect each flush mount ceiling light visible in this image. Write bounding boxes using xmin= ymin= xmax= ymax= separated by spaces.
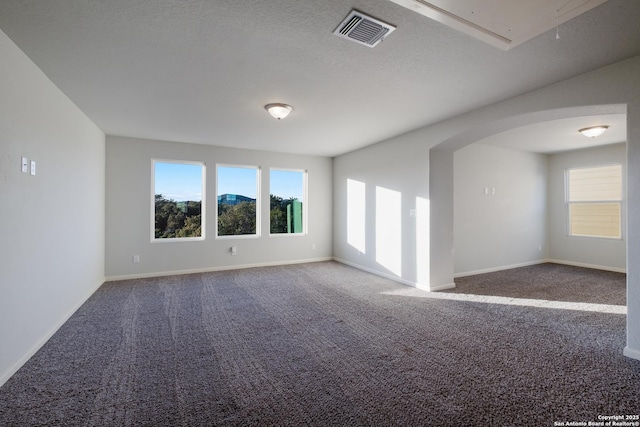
xmin=579 ymin=125 xmax=609 ymax=138
xmin=265 ymin=103 xmax=293 ymax=120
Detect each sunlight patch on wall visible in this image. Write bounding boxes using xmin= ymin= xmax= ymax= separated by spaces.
xmin=416 ymin=197 xmax=430 ymax=286
xmin=376 ymin=186 xmax=402 ymax=276
xmin=347 ymin=179 xmax=366 ymax=253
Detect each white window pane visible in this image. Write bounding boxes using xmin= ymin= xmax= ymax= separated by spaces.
xmin=568 ymin=165 xmax=622 ymax=202
xmin=270 ymin=169 xmax=305 ymax=234
xmin=217 ymin=165 xmax=258 ymax=236
xmin=153 ymin=160 xmax=204 ymax=240
xmin=569 ymin=203 xmax=621 ymax=238
xmin=567 ymin=164 xmax=622 ymax=239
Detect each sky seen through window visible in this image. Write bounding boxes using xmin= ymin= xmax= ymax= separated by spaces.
xmin=155 ymin=163 xmax=304 ymax=202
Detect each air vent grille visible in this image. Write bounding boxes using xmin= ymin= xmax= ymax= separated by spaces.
xmin=333 ymin=10 xmax=396 ymax=48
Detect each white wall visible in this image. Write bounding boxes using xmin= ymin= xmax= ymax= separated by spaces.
xmin=333 ymin=55 xmax=640 ymax=359
xmin=548 ymin=143 xmax=626 ymax=271
xmin=333 ymin=133 xmax=430 ymax=287
xmin=106 ymin=136 xmax=333 ymax=279
xmin=0 ymin=30 xmax=105 ymax=386
xmin=452 ymin=142 xmax=626 ymax=276
xmin=453 ymin=144 xmax=548 ymax=276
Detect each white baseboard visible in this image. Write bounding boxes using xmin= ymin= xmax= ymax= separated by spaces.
xmin=105 ymin=257 xmax=333 ymax=282
xmin=0 ymin=277 xmax=105 ymax=388
xmin=623 ymin=346 xmax=640 ymax=361
xmin=455 ymin=258 xmax=626 ymax=278
xmin=333 ymin=257 xmax=454 ymax=291
xmin=428 ymin=282 xmax=456 ymax=291
xmin=333 ymin=258 xmax=419 ymax=288
xmin=546 ymin=259 xmax=627 ymax=274
xmin=454 ymin=259 xmax=549 ymax=278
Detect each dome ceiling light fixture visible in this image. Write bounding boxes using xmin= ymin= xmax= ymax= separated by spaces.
xmin=265 ymin=103 xmax=293 ymax=120
xmin=579 ymin=125 xmax=609 ymax=138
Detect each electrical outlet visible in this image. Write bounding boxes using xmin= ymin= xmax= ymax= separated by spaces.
xmin=30 ymin=160 xmax=36 ymax=175
xmin=230 ymin=246 xmax=237 ymax=256
xmin=132 ymin=255 xmax=140 ymax=263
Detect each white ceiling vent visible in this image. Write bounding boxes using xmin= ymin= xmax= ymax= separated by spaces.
xmin=333 ymin=10 xmax=396 ymax=48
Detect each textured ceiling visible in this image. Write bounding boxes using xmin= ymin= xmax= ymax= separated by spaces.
xmin=479 ymin=114 xmax=627 ymax=154
xmin=389 ymin=0 xmax=608 ymax=49
xmin=1 ymin=0 xmax=640 ymax=157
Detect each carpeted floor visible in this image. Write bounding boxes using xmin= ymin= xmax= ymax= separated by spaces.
xmin=453 ymin=263 xmax=626 ymax=306
xmin=0 ymin=261 xmax=638 ymax=426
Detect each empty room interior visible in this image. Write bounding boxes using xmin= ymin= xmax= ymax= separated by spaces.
xmin=2 ymin=0 xmax=640 ymax=425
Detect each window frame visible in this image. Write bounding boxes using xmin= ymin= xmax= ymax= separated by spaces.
xmin=565 ymin=163 xmax=623 ymax=240
xmin=269 ymin=168 xmax=308 ymax=236
xmin=151 ymin=159 xmax=206 ymax=243
xmin=216 ymin=164 xmax=261 ymax=239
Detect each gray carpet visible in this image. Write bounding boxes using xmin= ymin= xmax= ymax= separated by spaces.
xmin=0 ymin=261 xmax=638 ymax=426
xmin=453 ymin=263 xmax=626 ymax=306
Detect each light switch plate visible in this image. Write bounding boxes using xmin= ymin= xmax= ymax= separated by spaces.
xmin=21 ymin=157 xmax=28 ymax=173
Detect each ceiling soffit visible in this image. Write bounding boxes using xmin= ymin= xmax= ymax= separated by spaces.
xmin=387 ymin=0 xmax=608 ymax=49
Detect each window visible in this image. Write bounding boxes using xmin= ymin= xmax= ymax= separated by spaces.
xmin=566 ymin=164 xmax=622 ymax=238
xmin=217 ymin=165 xmax=259 ymax=236
xmin=270 ymin=169 xmax=306 ymax=234
xmin=152 ymin=160 xmax=205 ymax=240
